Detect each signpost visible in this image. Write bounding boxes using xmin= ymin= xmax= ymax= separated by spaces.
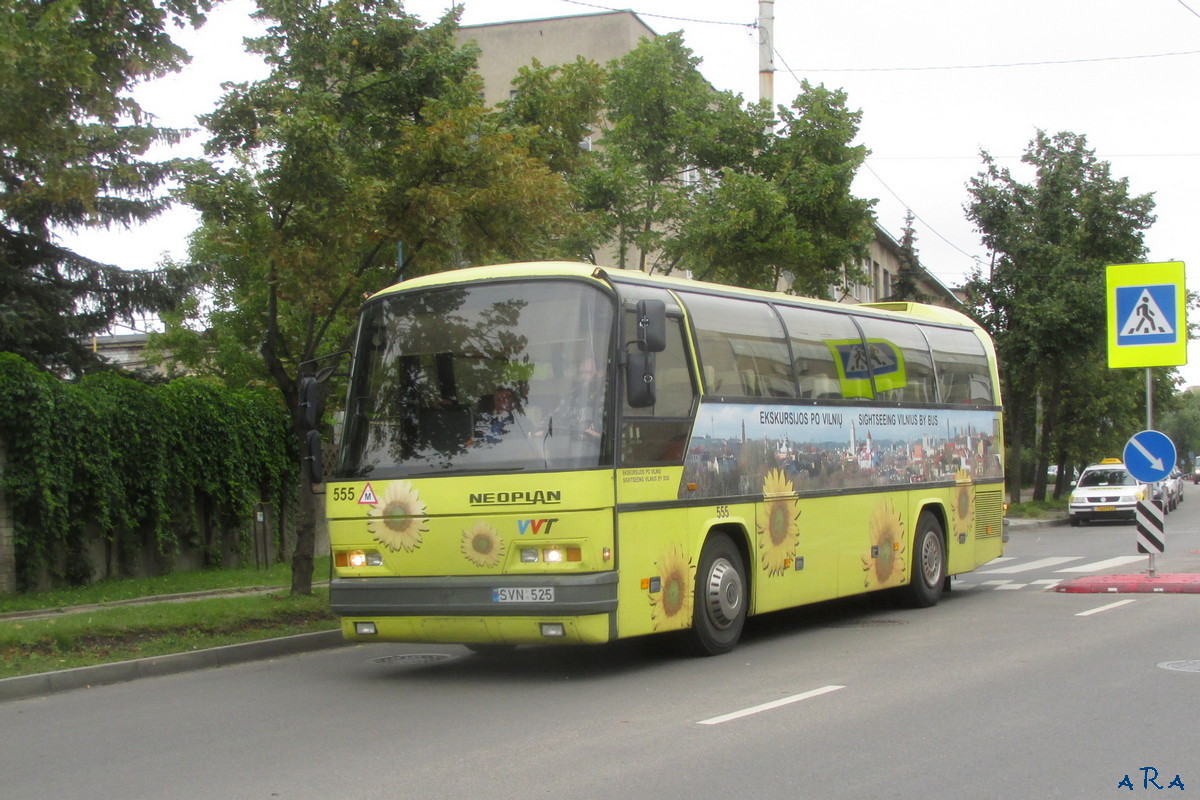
xmin=1124 ymin=430 xmax=1176 ymax=578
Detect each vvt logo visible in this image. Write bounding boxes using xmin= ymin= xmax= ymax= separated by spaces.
xmin=516 ymin=518 xmax=558 ymax=535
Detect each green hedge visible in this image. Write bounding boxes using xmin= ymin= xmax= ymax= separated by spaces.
xmin=0 ymin=354 xmax=296 ymax=589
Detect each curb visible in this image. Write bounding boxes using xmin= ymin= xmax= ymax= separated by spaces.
xmin=1055 ymin=573 xmax=1200 ymax=594
xmin=1005 ymin=515 xmax=1070 ymax=527
xmin=0 ymin=629 xmax=346 ymax=703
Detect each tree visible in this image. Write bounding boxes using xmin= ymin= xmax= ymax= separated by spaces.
xmin=167 ymin=0 xmax=582 ymax=593
xmin=964 ymin=131 xmax=1157 ymax=503
xmin=883 ymin=210 xmax=930 ymax=302
xmin=578 ymin=32 xmax=771 ymax=272
xmin=0 ymin=0 xmax=211 ymax=374
xmin=495 ymin=56 xmax=608 ymax=260
xmin=573 ymin=35 xmax=874 ymax=295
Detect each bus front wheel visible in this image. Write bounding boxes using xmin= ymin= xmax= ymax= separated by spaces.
xmin=688 ymin=533 xmax=747 ymax=656
xmin=900 ymin=511 xmax=946 ymax=608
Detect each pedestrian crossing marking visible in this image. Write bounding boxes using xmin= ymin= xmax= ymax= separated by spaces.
xmin=958 ymin=556 xmax=1150 ymax=591
xmin=979 ymin=556 xmax=1083 ymax=574
xmin=1054 ymin=556 xmax=1144 ymax=573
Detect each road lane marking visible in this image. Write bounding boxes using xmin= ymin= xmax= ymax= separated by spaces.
xmin=1076 ymin=599 xmax=1137 ymax=616
xmin=1056 ymin=556 xmax=1145 ymax=573
xmin=698 ymin=685 xmax=845 ymax=725
xmin=979 ymin=556 xmax=1083 ymax=574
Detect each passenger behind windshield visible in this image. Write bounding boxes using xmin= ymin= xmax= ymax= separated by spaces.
xmin=1079 ymin=469 xmax=1135 ymax=487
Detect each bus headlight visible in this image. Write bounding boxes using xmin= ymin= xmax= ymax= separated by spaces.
xmin=344 ymin=549 xmax=383 ymax=568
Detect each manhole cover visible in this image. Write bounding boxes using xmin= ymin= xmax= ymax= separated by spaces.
xmin=372 ymin=653 xmax=458 ymax=666
xmin=1157 ymin=660 xmax=1200 ymax=673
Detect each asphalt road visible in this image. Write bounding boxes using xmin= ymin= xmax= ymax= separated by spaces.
xmin=2 ymin=489 xmax=1198 ymax=799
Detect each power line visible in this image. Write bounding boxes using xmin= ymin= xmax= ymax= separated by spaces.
xmin=1176 ymin=0 xmax=1200 ymax=21
xmin=864 ymin=164 xmax=982 ymax=271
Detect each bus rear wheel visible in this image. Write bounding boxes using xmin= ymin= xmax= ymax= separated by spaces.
xmin=688 ymin=533 xmax=747 ymax=656
xmin=900 ymin=511 xmax=945 ymax=608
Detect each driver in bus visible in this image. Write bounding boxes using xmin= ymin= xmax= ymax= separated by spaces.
xmin=545 ymin=355 xmax=603 ymax=441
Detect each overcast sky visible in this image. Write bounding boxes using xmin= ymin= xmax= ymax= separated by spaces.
xmin=64 ymin=0 xmax=1200 ymax=385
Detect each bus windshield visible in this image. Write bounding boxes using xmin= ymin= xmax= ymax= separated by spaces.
xmin=337 ymin=279 xmax=615 ymax=478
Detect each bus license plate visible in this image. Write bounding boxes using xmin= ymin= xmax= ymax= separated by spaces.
xmin=493 ymin=587 xmax=554 ymax=603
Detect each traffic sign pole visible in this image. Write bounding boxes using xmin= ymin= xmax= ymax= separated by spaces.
xmin=1124 ymin=430 xmax=1176 ymax=578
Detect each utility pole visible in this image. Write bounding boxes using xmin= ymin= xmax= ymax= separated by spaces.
xmin=758 ymin=0 xmax=774 ymax=108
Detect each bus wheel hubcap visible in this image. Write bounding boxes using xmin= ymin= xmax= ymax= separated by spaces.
xmin=706 ymin=558 xmax=742 ymax=629
xmin=921 ymin=533 xmax=942 ymax=585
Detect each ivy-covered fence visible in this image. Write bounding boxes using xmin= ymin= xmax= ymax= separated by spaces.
xmin=0 ymin=354 xmax=297 ymax=592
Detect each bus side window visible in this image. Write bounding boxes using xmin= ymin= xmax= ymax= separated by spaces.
xmin=777 ymin=305 xmax=865 ymax=400
xmin=679 ymin=292 xmax=795 ymax=399
xmin=854 ymin=317 xmax=936 ymax=403
xmin=922 ymin=325 xmax=994 ymax=405
xmin=621 ymin=309 xmax=696 ymax=465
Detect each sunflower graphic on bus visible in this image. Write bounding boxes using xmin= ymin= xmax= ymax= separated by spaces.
xmin=757 ymin=468 xmax=801 ymax=576
xmin=367 ymin=481 xmax=430 ymax=553
xmin=461 ymin=521 xmax=505 ymax=568
xmin=862 ymin=500 xmax=906 ymax=588
xmin=953 ymin=468 xmax=975 ymax=543
xmin=649 ymin=542 xmax=694 ymax=631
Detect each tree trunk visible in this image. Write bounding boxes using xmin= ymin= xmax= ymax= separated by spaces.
xmin=289 ymin=409 xmax=318 ymax=596
xmin=1006 ymin=394 xmax=1024 ymax=506
xmin=290 ymin=481 xmax=317 ymax=595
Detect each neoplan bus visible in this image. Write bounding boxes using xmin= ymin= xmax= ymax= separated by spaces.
xmin=320 ymin=262 xmax=1005 ymax=655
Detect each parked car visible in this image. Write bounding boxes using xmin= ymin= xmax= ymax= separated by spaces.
xmin=1068 ymin=459 xmax=1150 ymax=526
xmin=1165 ymin=468 xmax=1184 ymax=509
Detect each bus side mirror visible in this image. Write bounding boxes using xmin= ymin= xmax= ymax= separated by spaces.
xmin=626 ymin=351 xmax=656 ymax=408
xmin=635 ymin=300 xmax=666 ymax=353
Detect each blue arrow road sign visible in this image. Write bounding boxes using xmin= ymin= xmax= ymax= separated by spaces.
xmin=1123 ymin=430 xmax=1176 ymax=484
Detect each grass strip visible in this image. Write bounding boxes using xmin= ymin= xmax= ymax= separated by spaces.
xmin=0 ymin=590 xmax=337 ymax=679
xmin=0 ymin=558 xmax=331 ymax=613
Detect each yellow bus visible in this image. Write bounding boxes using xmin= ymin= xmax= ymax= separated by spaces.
xmin=324 ymin=262 xmax=1005 ymax=655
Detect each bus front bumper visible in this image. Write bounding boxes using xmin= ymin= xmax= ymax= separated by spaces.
xmin=331 ymin=573 xmax=619 ymax=645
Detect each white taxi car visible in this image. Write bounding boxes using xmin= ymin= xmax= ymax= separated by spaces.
xmin=1068 ymin=459 xmax=1150 ymax=526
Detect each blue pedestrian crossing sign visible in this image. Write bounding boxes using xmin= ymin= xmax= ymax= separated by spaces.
xmin=1106 ymin=261 xmax=1187 ymax=368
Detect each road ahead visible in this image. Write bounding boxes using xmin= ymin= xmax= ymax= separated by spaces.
xmin=3 ymin=492 xmax=1199 ymax=799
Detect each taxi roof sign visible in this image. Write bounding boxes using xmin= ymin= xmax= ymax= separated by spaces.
xmin=1106 ymin=261 xmax=1187 ymax=369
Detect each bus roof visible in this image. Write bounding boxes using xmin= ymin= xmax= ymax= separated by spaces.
xmin=369 ymin=261 xmax=980 ymax=330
